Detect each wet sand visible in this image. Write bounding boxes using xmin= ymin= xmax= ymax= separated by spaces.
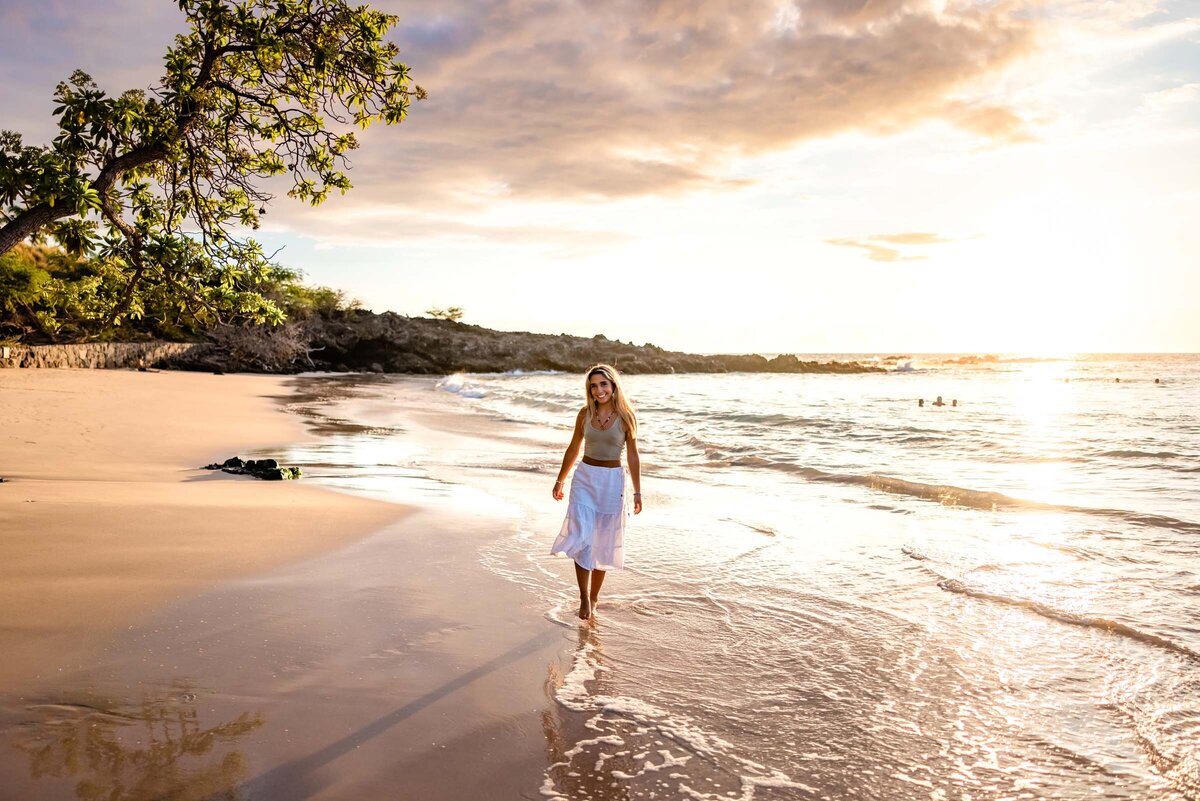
xmin=0 ymin=370 xmax=573 ymax=799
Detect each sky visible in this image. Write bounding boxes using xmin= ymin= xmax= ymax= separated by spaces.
xmin=0 ymin=0 xmax=1197 ymax=354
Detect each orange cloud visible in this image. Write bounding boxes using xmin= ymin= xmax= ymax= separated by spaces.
xmin=827 ymin=231 xmax=958 ymax=261
xmin=360 ymin=0 xmax=1041 ymax=207
xmin=944 ymin=102 xmax=1038 ymax=143
xmin=870 ymin=232 xmax=956 ymax=245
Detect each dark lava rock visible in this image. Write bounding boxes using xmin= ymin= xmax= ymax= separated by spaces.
xmin=203 ymin=456 xmax=300 ymax=480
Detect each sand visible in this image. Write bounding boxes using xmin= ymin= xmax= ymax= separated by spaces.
xmin=0 ymin=369 xmax=406 ymax=687
xmin=0 ymin=369 xmax=573 ymax=800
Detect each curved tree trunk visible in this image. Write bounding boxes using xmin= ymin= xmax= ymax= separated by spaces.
xmin=0 ymin=204 xmax=64 ymax=256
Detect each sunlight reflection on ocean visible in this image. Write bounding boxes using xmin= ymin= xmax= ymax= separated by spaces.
xmin=289 ymin=354 xmax=1200 ymax=800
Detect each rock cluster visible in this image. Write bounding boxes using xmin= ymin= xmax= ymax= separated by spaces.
xmin=203 ymin=456 xmax=302 ymax=481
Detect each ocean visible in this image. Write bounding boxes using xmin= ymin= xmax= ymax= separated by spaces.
xmin=285 ymin=354 xmax=1200 ymax=800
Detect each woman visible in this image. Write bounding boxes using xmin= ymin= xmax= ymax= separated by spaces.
xmin=551 ymin=364 xmax=642 ymax=621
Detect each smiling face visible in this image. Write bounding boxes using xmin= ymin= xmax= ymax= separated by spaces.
xmin=588 ymin=372 xmax=614 ymax=406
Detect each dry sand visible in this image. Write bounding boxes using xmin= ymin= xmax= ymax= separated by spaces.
xmin=0 ymin=369 xmax=406 ymax=687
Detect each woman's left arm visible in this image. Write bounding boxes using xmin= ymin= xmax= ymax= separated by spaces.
xmin=627 ymin=431 xmax=642 ymax=515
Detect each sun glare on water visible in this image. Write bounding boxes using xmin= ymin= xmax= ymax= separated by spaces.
xmin=1006 ymin=361 xmax=1080 ymax=508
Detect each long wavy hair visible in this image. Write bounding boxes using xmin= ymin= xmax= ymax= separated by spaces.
xmin=582 ymin=363 xmax=638 ymax=439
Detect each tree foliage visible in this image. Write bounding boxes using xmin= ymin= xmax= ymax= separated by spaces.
xmin=0 ymin=243 xmax=357 ymax=343
xmin=0 ymin=0 xmax=422 ymax=338
xmin=425 ymin=305 xmax=464 ymax=322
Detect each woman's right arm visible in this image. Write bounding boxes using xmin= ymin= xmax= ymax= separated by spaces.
xmin=553 ymin=409 xmax=587 ymax=500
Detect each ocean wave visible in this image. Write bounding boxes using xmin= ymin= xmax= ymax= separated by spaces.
xmin=728 ymin=457 xmax=1200 ymax=533
xmin=687 ymin=433 xmax=764 ymax=462
xmin=1098 ymin=449 xmax=1186 ymax=460
xmin=904 ymin=545 xmax=1200 ymax=660
xmin=435 ymin=373 xmax=487 ymax=398
xmin=502 ymin=394 xmax=578 ymax=414
xmin=544 ymin=641 xmax=812 ymax=801
xmin=704 ymin=410 xmax=838 ymax=429
xmin=455 ymin=368 xmax=566 ymax=378
xmin=937 ymin=354 xmax=1071 ymax=366
xmin=720 ymin=517 xmax=778 ymax=537
xmin=936 ymin=579 xmax=1200 ymax=661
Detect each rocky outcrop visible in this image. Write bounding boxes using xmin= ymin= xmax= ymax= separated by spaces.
xmin=170 ymin=311 xmax=879 ymax=375
xmin=3 ymin=312 xmax=883 ymax=375
xmin=202 ymin=456 xmax=302 ymax=481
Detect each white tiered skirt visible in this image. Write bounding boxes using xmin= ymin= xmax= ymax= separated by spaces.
xmin=550 ymin=462 xmax=628 ymax=571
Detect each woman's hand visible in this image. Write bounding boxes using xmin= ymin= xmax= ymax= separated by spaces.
xmin=552 ymin=480 xmax=565 ymax=501
xmin=633 ymin=493 xmax=643 ymax=514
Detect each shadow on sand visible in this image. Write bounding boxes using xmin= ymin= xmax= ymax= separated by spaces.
xmin=231 ymin=628 xmax=561 ymax=800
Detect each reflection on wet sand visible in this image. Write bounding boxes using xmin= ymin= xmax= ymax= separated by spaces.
xmin=540 ymin=622 xmax=804 ymax=801
xmin=275 ymin=375 xmax=404 ymax=438
xmin=12 ymin=687 xmax=263 ymax=801
xmin=542 ymin=623 xmax=634 ymax=801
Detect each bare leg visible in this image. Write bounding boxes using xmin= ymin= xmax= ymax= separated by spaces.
xmin=589 ymin=569 xmax=607 ymax=610
xmin=574 ymin=561 xmax=591 ymax=620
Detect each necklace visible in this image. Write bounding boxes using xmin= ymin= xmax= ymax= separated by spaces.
xmin=594 ymin=409 xmax=615 ymax=428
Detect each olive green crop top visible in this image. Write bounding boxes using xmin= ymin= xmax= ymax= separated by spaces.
xmin=583 ymin=415 xmax=625 ymax=461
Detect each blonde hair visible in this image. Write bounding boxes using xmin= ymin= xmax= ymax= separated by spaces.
xmin=582 ymin=363 xmax=638 ymax=439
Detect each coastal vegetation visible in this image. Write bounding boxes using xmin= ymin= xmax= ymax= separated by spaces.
xmin=0 ymin=0 xmax=421 ymax=334
xmin=425 ymin=306 xmax=465 ymax=322
xmin=0 ymin=242 xmax=354 ymax=343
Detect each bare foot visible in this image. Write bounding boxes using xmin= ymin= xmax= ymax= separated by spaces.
xmin=589 ymin=595 xmax=600 ymax=615
xmin=578 ymin=596 xmax=591 ymax=621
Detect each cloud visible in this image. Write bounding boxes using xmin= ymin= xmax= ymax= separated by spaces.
xmin=869 ymin=232 xmax=956 ymax=246
xmin=943 ymin=102 xmax=1038 ymax=144
xmin=2 ymin=0 xmax=1181 ymax=251
xmin=352 ymin=0 xmax=1042 ymax=209
xmin=260 ymin=205 xmax=631 ymax=259
xmin=827 ymin=231 xmax=958 ymax=262
xmin=1143 ymin=82 xmax=1200 ymax=111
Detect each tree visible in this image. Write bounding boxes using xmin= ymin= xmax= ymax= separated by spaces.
xmin=1 ymin=242 xmax=358 ymax=343
xmin=426 ymin=305 xmax=464 ymax=322
xmin=0 ymin=0 xmax=423 ymax=338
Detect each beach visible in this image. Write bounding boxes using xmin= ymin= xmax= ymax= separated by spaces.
xmin=3 ymin=360 xmax=1199 ymax=800
xmin=0 ymin=370 xmax=570 ymax=800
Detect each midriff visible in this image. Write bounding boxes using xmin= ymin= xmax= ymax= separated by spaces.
xmin=582 ymin=456 xmax=621 ymax=468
